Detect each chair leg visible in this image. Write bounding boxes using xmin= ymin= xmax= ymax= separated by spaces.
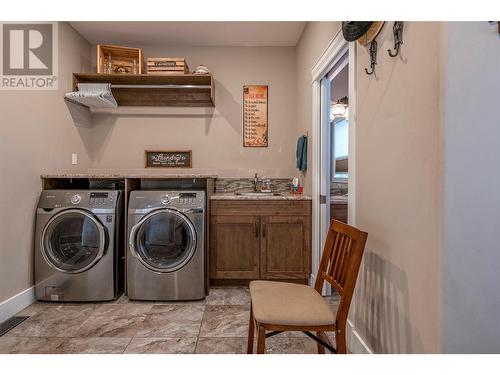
xmin=247 ymin=305 xmax=255 ymax=354
xmin=336 ymin=328 xmax=347 ymax=354
xmin=316 ymin=331 xmax=326 ymax=354
xmin=256 ymin=325 xmax=266 ymax=354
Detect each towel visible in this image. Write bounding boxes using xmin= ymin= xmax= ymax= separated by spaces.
xmin=296 ymin=135 xmax=308 ymax=171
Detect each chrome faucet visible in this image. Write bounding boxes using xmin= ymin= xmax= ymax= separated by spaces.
xmin=254 ymin=174 xmax=271 ymax=193
xmin=254 ymin=173 xmax=263 ymax=192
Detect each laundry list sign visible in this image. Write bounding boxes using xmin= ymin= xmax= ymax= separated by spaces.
xmin=243 ymin=85 xmax=268 ymax=147
xmin=145 ymin=150 xmax=192 ymax=168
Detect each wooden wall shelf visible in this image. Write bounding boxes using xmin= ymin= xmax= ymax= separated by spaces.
xmin=72 ymin=73 xmax=215 ymax=107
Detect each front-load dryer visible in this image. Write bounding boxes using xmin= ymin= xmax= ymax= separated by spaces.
xmin=34 ymin=190 xmax=123 ymax=302
xmin=127 ymin=190 xmax=205 ymax=301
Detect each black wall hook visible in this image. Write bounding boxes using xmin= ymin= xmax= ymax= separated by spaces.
xmin=388 ymin=21 xmax=404 ymax=57
xmin=365 ymin=40 xmax=377 ymax=75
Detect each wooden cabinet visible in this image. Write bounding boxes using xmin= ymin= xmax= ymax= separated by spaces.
xmin=210 ymin=200 xmax=311 ymax=283
xmin=210 ymin=215 xmax=260 ymax=279
xmin=261 ymin=216 xmax=311 ymax=280
xmin=330 ymin=203 xmax=348 ymax=223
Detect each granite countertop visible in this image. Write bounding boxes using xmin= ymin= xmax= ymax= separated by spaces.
xmin=41 ymin=173 xmax=218 ymax=179
xmin=211 ymin=192 xmax=312 ymax=201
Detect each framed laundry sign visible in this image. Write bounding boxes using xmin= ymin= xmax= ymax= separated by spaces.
xmin=145 ymin=150 xmax=192 ymax=168
xmin=243 ymin=85 xmax=268 ymax=147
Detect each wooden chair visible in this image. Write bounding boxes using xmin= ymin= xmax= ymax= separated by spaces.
xmin=247 ymin=219 xmax=367 ymax=354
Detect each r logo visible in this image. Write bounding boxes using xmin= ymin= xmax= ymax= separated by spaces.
xmin=2 ymin=23 xmax=53 ymax=75
xmin=1 ymin=22 xmax=58 ymax=89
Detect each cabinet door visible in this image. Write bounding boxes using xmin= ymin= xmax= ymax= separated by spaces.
xmin=331 ymin=203 xmax=348 ymax=223
xmin=210 ymin=215 xmax=260 ymax=279
xmin=261 ymin=215 xmax=311 ymax=280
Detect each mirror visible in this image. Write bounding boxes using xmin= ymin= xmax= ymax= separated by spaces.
xmin=331 ymin=116 xmax=348 ymax=182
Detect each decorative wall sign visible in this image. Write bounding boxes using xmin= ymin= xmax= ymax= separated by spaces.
xmin=243 ymin=85 xmax=268 ymax=147
xmin=145 ymin=150 xmax=192 ymax=168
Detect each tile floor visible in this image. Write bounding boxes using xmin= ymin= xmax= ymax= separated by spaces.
xmin=0 ymin=287 xmax=339 ymax=354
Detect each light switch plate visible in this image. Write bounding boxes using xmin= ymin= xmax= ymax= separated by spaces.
xmin=71 ymin=153 xmax=78 ymax=165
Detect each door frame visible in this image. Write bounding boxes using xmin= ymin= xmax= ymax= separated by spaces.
xmin=319 ymin=50 xmax=350 ymax=273
xmin=311 ymin=29 xmax=359 ymax=351
xmin=310 ymin=29 xmax=357 ymax=285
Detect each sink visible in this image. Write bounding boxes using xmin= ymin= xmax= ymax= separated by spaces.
xmin=331 ymin=194 xmax=348 ymax=203
xmin=234 ymin=192 xmax=282 ymax=197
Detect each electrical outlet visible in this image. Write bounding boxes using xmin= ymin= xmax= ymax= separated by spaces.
xmin=71 ymin=153 xmax=78 ymax=165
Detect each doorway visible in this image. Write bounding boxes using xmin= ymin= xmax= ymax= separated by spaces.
xmin=311 ymin=32 xmax=356 ymax=290
xmin=311 ymin=32 xmax=356 ymax=280
xmin=311 ymin=29 xmax=357 ymax=352
xmin=322 ymin=51 xmax=349 ymax=233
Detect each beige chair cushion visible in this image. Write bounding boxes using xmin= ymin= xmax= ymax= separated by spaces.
xmin=249 ymin=281 xmax=335 ymax=326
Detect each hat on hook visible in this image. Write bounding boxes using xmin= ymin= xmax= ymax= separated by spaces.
xmin=341 ymin=21 xmax=385 ymax=45
xmin=341 ymin=22 xmax=373 ymax=41
xmin=356 ymin=21 xmax=385 ymax=45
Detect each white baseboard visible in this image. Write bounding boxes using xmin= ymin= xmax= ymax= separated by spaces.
xmin=347 ymin=319 xmax=373 ymax=354
xmin=0 ymin=287 xmax=35 ymax=323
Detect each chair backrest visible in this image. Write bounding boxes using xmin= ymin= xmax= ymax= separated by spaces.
xmin=314 ymin=219 xmax=368 ymax=329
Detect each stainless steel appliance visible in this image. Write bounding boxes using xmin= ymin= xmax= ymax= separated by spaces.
xmin=34 ymin=190 xmax=123 ymax=302
xmin=127 ymin=190 xmax=205 ymax=301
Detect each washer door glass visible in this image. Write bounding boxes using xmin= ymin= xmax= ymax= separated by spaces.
xmin=134 ymin=210 xmax=196 ymax=273
xmin=43 ymin=210 xmax=105 ymax=273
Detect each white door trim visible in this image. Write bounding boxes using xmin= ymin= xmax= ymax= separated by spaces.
xmin=310 ymin=78 xmax=321 ymax=288
xmin=310 ymin=29 xmax=349 ymax=287
xmin=311 ymin=31 xmax=363 ymax=353
xmin=347 ymin=42 xmax=357 ymax=227
xmin=312 ymin=29 xmax=346 ymax=82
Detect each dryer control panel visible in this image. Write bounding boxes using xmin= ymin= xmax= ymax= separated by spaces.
xmin=128 ymin=190 xmax=205 ymax=211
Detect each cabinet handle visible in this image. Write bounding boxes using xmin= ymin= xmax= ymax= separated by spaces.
xmin=254 ymin=221 xmax=259 ymax=238
xmin=262 ymin=222 xmax=266 ymax=238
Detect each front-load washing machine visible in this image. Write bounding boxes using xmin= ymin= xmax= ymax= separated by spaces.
xmin=34 ymin=190 xmax=123 ymax=302
xmin=127 ymin=190 xmax=205 ymax=301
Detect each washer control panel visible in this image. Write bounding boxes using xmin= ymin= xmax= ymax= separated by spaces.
xmin=178 ymin=192 xmax=200 ymax=206
xmin=38 ymin=190 xmax=120 ymax=210
xmin=70 ymin=194 xmax=82 ymax=205
xmin=161 ymin=194 xmax=170 ymax=205
xmin=89 ymin=192 xmax=113 ymax=206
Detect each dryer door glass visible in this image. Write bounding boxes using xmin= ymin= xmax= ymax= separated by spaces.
xmin=43 ymin=210 xmax=105 ymax=273
xmin=134 ymin=210 xmax=196 ymax=273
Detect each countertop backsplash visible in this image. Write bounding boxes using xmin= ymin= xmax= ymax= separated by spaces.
xmin=215 ymin=178 xmax=292 ymax=194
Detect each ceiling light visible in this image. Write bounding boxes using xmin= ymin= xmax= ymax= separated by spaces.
xmin=330 ymin=95 xmax=349 ymax=120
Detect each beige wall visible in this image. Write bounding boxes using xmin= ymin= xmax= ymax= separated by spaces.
xmin=0 ymin=27 xmax=299 ymax=306
xmin=88 ymin=46 xmax=297 ymax=178
xmin=294 ymin=21 xmax=443 ymax=353
xmin=295 ymin=22 xmax=341 ymax=193
xmin=353 ymin=22 xmax=443 ymax=353
xmin=0 ymin=23 xmax=92 ymax=302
